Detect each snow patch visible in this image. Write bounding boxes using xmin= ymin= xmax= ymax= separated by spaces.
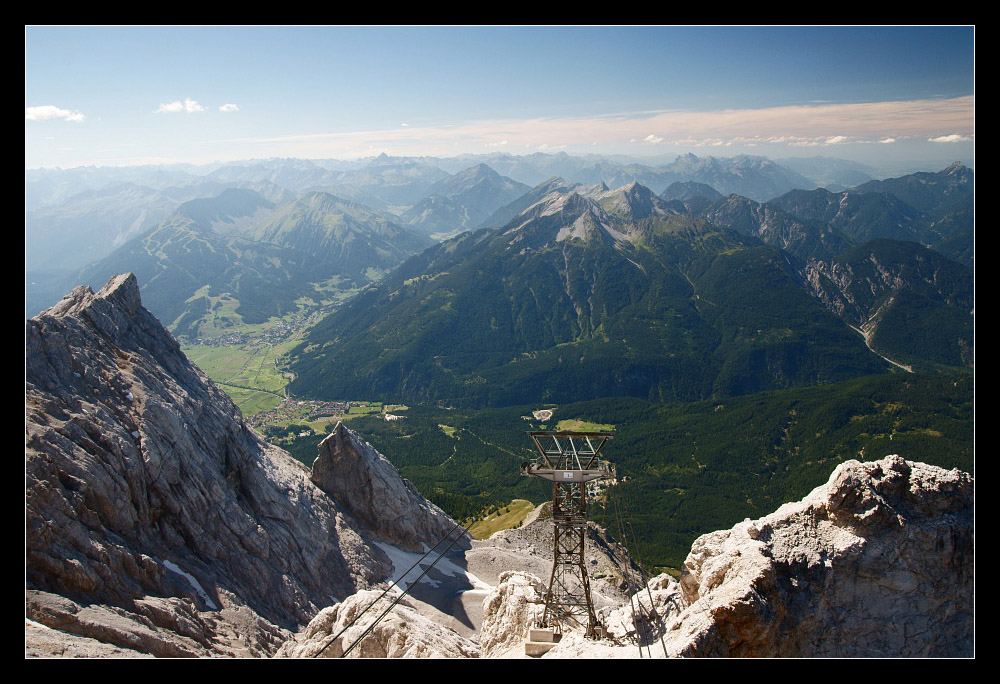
xmin=375 ymin=541 xmax=492 ymax=594
xmin=163 ymin=560 xmax=219 ymax=610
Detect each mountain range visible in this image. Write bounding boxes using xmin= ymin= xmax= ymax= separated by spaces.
xmin=286 ymin=161 xmax=973 ymax=407
xmin=400 ymin=163 xmax=530 ymax=237
xmin=24 ymin=151 xmax=976 ymax=658
xmin=286 ymin=180 xmax=888 ymax=406
xmin=70 ymin=190 xmax=432 ymax=337
xmin=26 ymin=155 xmax=974 ymax=392
xmin=665 ymin=162 xmax=974 ymax=265
xmin=23 ymin=151 xmax=844 ymax=275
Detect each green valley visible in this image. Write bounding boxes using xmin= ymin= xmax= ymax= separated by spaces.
xmin=275 ymin=372 xmax=972 ymax=569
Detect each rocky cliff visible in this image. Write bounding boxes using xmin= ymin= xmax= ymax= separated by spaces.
xmin=668 ymin=455 xmax=974 ymax=657
xmin=25 ymin=274 xmax=459 ymax=656
xmin=480 ymin=456 xmax=974 ymax=658
xmin=311 ymin=424 xmax=458 ymax=552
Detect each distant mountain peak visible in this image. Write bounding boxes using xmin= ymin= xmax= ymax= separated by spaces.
xmin=469 ymin=162 xmax=497 ymax=175
xmin=588 ymin=181 xmax=673 ymax=221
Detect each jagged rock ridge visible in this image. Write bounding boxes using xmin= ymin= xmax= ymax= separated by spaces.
xmin=25 ymin=274 xmax=459 ymax=656
xmin=311 ymin=423 xmax=459 ymax=553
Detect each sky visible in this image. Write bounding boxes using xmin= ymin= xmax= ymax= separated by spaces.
xmin=25 ymin=26 xmax=975 ymax=171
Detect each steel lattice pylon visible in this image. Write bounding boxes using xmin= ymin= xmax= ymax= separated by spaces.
xmin=520 ymin=431 xmax=615 ymax=638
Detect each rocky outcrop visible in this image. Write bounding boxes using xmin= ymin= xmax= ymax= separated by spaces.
xmin=670 ymin=455 xmax=973 ymax=657
xmin=26 ymin=274 xmax=432 ymax=655
xmin=26 ymin=615 xmax=155 ymax=658
xmin=479 ymin=572 xmax=546 ymax=657
xmin=25 ymin=589 xmax=286 ymax=657
xmin=275 ymin=590 xmax=479 ymax=658
xmin=311 ymin=423 xmax=461 ymax=552
xmin=506 ymin=456 xmax=973 ymax=658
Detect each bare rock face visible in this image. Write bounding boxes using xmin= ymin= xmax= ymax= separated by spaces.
xmin=311 ymin=423 xmax=462 ymax=552
xmin=668 ymin=456 xmax=973 ymax=657
xmin=26 ymin=274 xmax=394 ymax=656
xmin=484 ymin=456 xmax=973 ymax=658
xmin=275 ymin=590 xmax=479 ymax=658
xmin=600 ymin=573 xmax=683 ymax=648
xmin=479 ymin=572 xmax=546 ymax=658
xmin=26 ymin=615 xmax=155 ymax=658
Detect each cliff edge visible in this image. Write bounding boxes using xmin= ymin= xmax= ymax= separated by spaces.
xmin=25 ymin=274 xmax=456 ymax=656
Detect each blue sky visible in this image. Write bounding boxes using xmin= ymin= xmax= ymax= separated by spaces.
xmin=25 ymin=26 xmax=975 ymax=169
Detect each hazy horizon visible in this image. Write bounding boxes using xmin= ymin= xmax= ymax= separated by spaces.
xmin=26 ymin=27 xmax=974 ymax=174
xmin=22 ymin=150 xmax=973 ymax=184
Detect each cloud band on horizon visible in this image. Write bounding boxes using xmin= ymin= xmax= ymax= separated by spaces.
xmin=205 ymin=96 xmax=974 ymax=158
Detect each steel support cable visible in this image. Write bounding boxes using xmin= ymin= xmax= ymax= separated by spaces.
xmin=311 ymin=519 xmax=468 ymax=658
xmin=339 ymin=517 xmax=477 ymax=658
xmin=623 ymin=513 xmax=669 ymax=658
xmin=312 ymin=478 xmax=507 ymax=659
xmin=317 ymin=477 xmax=512 ymax=658
xmin=609 ymin=482 xmax=646 ymax=658
xmin=616 ymin=491 xmax=655 ymax=658
xmin=616 ymin=494 xmax=662 ymax=658
xmin=612 ymin=486 xmax=646 ymax=657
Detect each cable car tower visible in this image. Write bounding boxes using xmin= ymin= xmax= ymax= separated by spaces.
xmin=521 ymin=431 xmax=615 ymax=638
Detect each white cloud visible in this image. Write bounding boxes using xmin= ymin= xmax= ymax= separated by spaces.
xmin=219 ymin=103 xmax=240 ymax=113
xmin=202 ymin=96 xmax=974 ymax=159
xmin=156 ymin=98 xmax=206 ymax=114
xmin=644 ymin=134 xmax=664 ymax=144
xmin=25 ymin=105 xmax=85 ymax=123
xmin=878 ymin=137 xmax=897 ymax=144
xmin=928 ymin=134 xmax=973 ymax=143
xmin=485 ymin=140 xmax=508 ymax=147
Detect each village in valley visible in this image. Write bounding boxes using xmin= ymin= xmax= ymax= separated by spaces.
xmin=247 ymin=396 xmax=407 ymax=442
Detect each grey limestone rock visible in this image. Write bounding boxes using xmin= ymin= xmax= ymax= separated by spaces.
xmin=311 ymin=423 xmax=463 ymax=553
xmin=26 ymin=274 xmax=403 ymax=656
xmin=275 ymin=589 xmax=480 ymax=658
xmin=502 ymin=455 xmax=974 ymax=658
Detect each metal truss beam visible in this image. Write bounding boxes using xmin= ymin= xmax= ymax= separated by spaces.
xmin=520 ymin=431 xmax=614 ymax=638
